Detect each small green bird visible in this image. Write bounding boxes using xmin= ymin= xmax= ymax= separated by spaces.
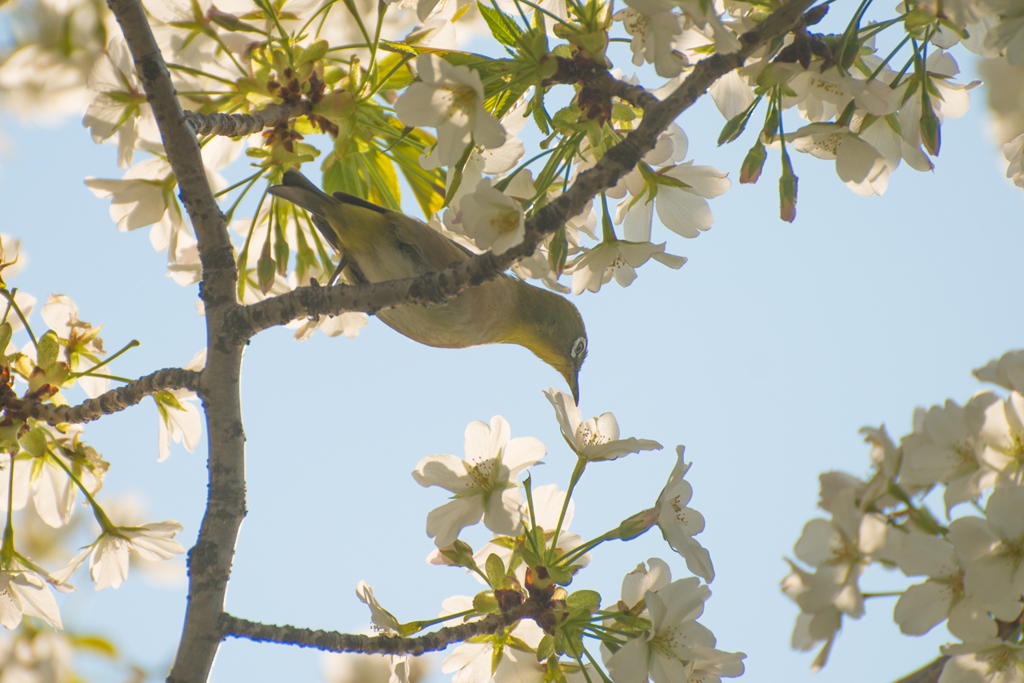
xmin=269 ymin=170 xmax=588 ymax=403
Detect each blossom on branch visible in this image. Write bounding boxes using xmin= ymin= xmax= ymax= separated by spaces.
xmin=394 ymin=54 xmax=506 ymax=169
xmin=899 ymin=393 xmax=1002 ymax=515
xmin=544 ymin=388 xmax=662 ymax=461
xmin=457 ymin=179 xmax=526 ymax=255
xmin=41 ymin=294 xmax=108 ymax=398
xmin=413 ymin=416 xmax=544 ymax=547
xmin=0 ymin=561 xmax=65 ymax=631
xmin=568 ymin=239 xmax=686 ymax=294
xmin=82 ymin=39 xmax=153 ymax=169
xmin=53 ymin=521 xmax=185 ymax=590
xmin=606 ymin=565 xmax=744 ymax=683
xmin=614 ymin=0 xmax=685 ymax=78
xmin=655 ymin=447 xmax=713 ymax=583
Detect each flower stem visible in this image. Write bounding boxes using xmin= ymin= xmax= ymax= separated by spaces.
xmin=550 ymin=457 xmax=586 ymax=555
xmin=70 ymin=340 xmax=140 ymax=380
xmin=43 ymin=435 xmax=116 ymax=534
xmin=0 ymin=289 xmax=37 ymax=350
xmin=2 ymin=454 xmax=16 ymax=565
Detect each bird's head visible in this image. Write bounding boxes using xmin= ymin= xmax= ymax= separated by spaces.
xmin=507 ymin=283 xmax=588 ymax=404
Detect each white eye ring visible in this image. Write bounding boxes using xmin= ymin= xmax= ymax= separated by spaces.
xmin=571 ymin=336 xmax=587 ymax=359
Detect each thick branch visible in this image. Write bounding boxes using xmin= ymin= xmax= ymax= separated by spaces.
xmin=581 ymin=70 xmax=659 ymax=110
xmin=106 ymin=3 xmax=235 ymax=296
xmin=223 ymin=603 xmax=536 ymax=655
xmin=183 ymin=103 xmax=311 ymax=137
xmin=0 ymin=368 xmax=200 ymax=425
xmin=237 ymin=0 xmax=813 ymax=339
xmin=106 ymin=1 xmax=246 ymax=682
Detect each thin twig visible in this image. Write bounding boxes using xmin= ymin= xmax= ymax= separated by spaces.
xmin=183 ymin=103 xmax=312 ymax=137
xmin=222 ymin=602 xmax=537 ymax=655
xmin=0 ymin=368 xmax=200 ymax=425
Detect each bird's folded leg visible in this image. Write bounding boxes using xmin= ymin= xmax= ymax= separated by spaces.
xmin=327 ymin=254 xmax=350 ymax=288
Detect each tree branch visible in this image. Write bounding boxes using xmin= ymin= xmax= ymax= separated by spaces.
xmin=581 ymin=69 xmax=659 ymax=110
xmin=236 ymin=0 xmax=813 ymax=339
xmin=104 ymin=1 xmax=814 ymax=681
xmin=105 ymin=0 xmax=246 ymax=681
xmin=0 ymin=368 xmax=200 ymax=425
xmin=222 ymin=603 xmax=536 ymax=655
xmin=183 ymin=103 xmax=311 ymax=137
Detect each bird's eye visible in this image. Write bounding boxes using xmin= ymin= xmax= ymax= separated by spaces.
xmin=571 ymin=336 xmax=587 ymax=359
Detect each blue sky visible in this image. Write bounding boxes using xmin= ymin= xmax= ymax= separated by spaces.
xmin=1 ymin=35 xmax=1023 ymax=683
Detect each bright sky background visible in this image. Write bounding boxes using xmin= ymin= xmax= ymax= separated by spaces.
xmin=1 ymin=25 xmax=1024 ymax=683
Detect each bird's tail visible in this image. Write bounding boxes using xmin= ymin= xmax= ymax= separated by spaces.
xmin=267 ymin=170 xmax=335 ymax=218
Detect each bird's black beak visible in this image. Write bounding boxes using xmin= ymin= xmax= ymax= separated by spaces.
xmin=567 ymin=368 xmax=580 ymax=406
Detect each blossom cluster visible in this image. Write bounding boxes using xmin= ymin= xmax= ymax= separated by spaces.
xmin=0 ymin=238 xmax=190 ymax=638
xmin=783 ymin=348 xmax=1024 ymax=681
xmin=6 ymin=0 xmax=1019 ymax=342
xmin=341 ymin=388 xmax=738 ymax=683
xmin=2 ymin=0 xmax=1024 ymax=676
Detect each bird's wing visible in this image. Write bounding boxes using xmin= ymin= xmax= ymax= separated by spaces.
xmin=273 ymin=170 xmax=471 ymax=272
xmin=326 ymin=192 xmax=471 ymax=272
xmin=390 ymin=213 xmax=471 ymax=270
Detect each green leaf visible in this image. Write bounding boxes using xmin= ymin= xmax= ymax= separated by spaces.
xmin=612 ymin=612 xmax=651 ymax=630
xmin=69 ymin=635 xmax=118 ymax=657
xmin=297 ymin=39 xmax=330 ymax=66
xmin=0 ymin=322 xmax=12 ymax=357
xmin=20 ymin=427 xmax=47 ymax=458
xmin=473 ymin=590 xmax=501 ymax=614
xmin=718 ymin=108 xmax=750 ymax=146
xmin=376 ymin=53 xmax=415 ymax=92
xmin=655 ymin=173 xmax=692 ymax=191
xmin=485 ymin=553 xmax=507 ymax=588
xmin=38 ymin=331 xmax=59 ymax=369
xmin=391 ymin=130 xmax=446 ymax=217
xmin=323 ymin=156 xmax=357 ymax=198
xmin=440 ymin=142 xmax=475 ymax=209
xmin=486 ymin=79 xmax=530 ymax=121
xmin=477 ymin=2 xmax=524 ymax=47
xmin=560 ymin=627 xmax=584 ymax=658
xmin=920 ymin=109 xmax=940 ymax=156
xmin=547 ymin=563 xmax=574 ymax=585
xmin=531 ymin=91 xmax=550 ymax=135
xmin=902 ymin=7 xmax=934 ymax=33
xmin=154 ymin=389 xmax=186 ymax=413
xmin=566 ymin=589 xmax=601 ymax=613
xmin=378 ymin=40 xmax=420 ymax=57
xmin=611 ymin=102 xmax=636 ymax=122
xmin=536 ymin=635 xmax=555 ymax=661
xmin=361 ymin=146 xmax=402 ymax=209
